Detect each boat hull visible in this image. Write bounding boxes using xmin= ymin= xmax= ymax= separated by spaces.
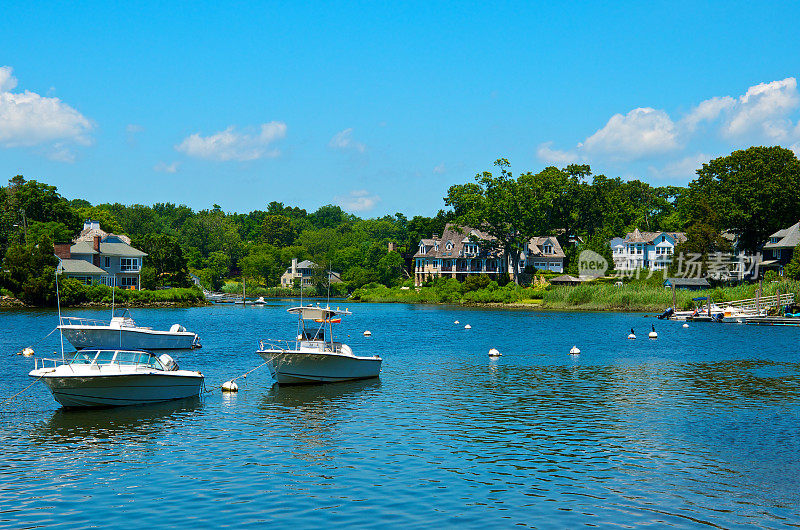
xmin=256 ymin=350 xmax=381 ymax=384
xmin=32 ymin=372 xmax=204 ymax=408
xmin=60 ymin=326 xmax=197 ymax=350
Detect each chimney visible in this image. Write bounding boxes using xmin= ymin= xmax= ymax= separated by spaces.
xmin=84 ymin=220 xmax=101 ymax=231
xmin=432 ymin=233 xmax=439 ymax=240
xmin=291 ymin=258 xmax=298 ymax=274
xmin=93 ymin=235 xmax=101 ymax=252
xmin=54 ymin=243 xmax=71 ymax=260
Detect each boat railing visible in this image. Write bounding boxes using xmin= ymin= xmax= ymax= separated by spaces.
xmin=59 ymin=316 xmax=109 ymax=327
xmin=34 ymin=357 xmax=65 ymax=370
xmin=259 ymin=339 xmax=345 ymax=354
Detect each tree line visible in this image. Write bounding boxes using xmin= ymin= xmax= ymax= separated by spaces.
xmin=2 ymin=145 xmax=799 ymax=304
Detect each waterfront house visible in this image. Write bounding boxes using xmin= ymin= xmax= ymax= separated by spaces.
xmin=280 ymin=258 xmax=342 ymax=288
xmin=54 ymin=220 xmax=147 ymax=289
xmin=413 ymin=224 xmax=564 ymax=286
xmin=610 ymin=229 xmax=686 ymax=272
xmin=762 ymin=220 xmax=799 ymax=274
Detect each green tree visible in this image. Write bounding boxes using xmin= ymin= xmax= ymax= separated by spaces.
xmin=685 ymin=146 xmax=800 ymax=252
xmin=134 ymin=234 xmax=191 ymax=287
xmin=0 ymin=236 xmax=58 ymax=304
xmin=446 ymin=159 xmax=542 ymax=284
xmin=259 ymin=214 xmax=297 ymax=247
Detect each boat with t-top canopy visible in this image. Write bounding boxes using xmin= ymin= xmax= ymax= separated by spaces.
xmin=256 ymin=305 xmax=381 ymax=384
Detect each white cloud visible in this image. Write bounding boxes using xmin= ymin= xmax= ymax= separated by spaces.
xmin=433 ymin=162 xmax=447 ymax=174
xmin=650 ymin=153 xmax=711 ymax=181
xmin=176 ymin=122 xmax=287 ymax=161
xmin=0 ymin=66 xmax=18 ymax=91
xmin=723 ymin=77 xmax=799 ymax=140
xmin=154 ymin=161 xmax=180 ymax=173
xmin=537 ymin=76 xmax=800 ymax=174
xmin=682 ymin=96 xmax=735 ymax=132
xmin=329 ymin=128 xmax=366 ymax=153
xmin=536 ymin=141 xmax=580 ymax=164
xmin=126 ymin=123 xmax=144 ymax=134
xmin=337 ymin=189 xmax=380 ymax=212
xmin=0 ymin=66 xmax=93 ymax=160
xmin=582 ymin=107 xmax=680 ymax=160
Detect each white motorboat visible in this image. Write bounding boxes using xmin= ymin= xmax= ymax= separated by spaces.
xmin=29 ymin=349 xmax=204 ymax=408
xmin=256 ymin=305 xmax=381 ymax=384
xmin=58 ymin=310 xmax=201 ymax=350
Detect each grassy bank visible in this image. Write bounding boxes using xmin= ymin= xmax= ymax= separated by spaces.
xmin=351 ymin=277 xmax=800 ymax=312
xmin=58 ymin=280 xmax=207 ymax=307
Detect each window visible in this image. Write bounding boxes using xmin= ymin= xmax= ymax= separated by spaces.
xmin=74 ymin=276 xmax=93 ymax=285
xmin=120 ymin=276 xmax=137 ymax=288
xmin=104 ymin=256 xmax=111 ymax=268
xmin=543 ymin=244 xmax=553 ymax=254
xmin=446 ymin=241 xmax=453 ymax=250
xmin=661 ymin=236 xmax=666 ymax=242
xmin=120 ymin=258 xmax=139 ymax=271
xmin=775 ymin=249 xmax=782 ymax=259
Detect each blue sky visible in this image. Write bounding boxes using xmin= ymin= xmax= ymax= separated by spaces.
xmin=2 ymin=1 xmax=800 ymax=216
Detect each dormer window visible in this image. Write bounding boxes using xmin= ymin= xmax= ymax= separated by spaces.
xmin=543 ymin=244 xmax=553 ymax=254
xmin=434 ymin=242 xmax=439 ymax=251
xmin=446 ymin=241 xmax=453 ymax=251
xmin=661 ymin=235 xmax=666 ymax=242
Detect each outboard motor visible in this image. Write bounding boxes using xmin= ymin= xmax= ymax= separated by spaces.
xmin=159 ymin=354 xmax=179 ymax=371
xmin=657 ymin=307 xmax=674 ymax=320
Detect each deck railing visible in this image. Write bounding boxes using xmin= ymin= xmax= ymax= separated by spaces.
xmin=722 ymin=292 xmax=794 ymax=312
xmin=59 ymin=316 xmax=109 ymax=327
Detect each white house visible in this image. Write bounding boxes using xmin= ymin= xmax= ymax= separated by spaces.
xmin=610 ymin=229 xmax=686 ymax=272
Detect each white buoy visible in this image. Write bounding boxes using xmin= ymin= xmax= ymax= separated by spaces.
xmin=488 ymin=348 xmax=501 ymax=357
xmin=627 ymin=328 xmax=636 ymax=340
xmin=454 ymin=320 xmax=460 ymax=324
xmin=464 ymin=324 xmax=471 ymax=329
xmin=22 ymin=347 xmax=34 ymax=357
xmin=649 ymin=325 xmax=658 ymax=339
xmin=221 ymin=380 xmax=238 ymax=392
xmin=363 ymin=330 xmax=372 ymax=336
xmin=682 ymin=323 xmax=689 ymax=328
xmin=569 ymin=346 xmax=581 ymax=355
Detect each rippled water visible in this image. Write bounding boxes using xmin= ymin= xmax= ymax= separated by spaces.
xmin=1 ymin=302 xmax=799 ymax=528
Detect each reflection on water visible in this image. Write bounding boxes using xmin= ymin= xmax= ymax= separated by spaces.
xmin=0 ymin=304 xmax=799 ymax=528
xmin=30 ymin=397 xmax=204 ymax=445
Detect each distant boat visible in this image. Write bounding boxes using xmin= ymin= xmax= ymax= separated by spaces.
xmin=29 ymin=349 xmax=204 ymax=408
xmin=256 ymin=305 xmax=381 ymax=384
xmin=58 ymin=310 xmax=201 ymax=350
xmin=253 ymin=296 xmax=267 ymax=305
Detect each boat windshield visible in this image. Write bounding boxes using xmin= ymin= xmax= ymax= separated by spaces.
xmin=69 ymin=350 xmax=165 ymax=369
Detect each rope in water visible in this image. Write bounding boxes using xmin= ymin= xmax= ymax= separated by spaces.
xmin=12 ymin=327 xmax=58 ymax=355
xmin=0 ymin=376 xmax=44 ymax=406
xmin=203 ymin=360 xmax=271 ymax=394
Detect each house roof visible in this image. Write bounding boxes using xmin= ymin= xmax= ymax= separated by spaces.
xmin=528 ymin=236 xmax=565 ymax=258
xmin=75 ymin=227 xmax=132 ymax=245
xmin=57 ymin=259 xmax=108 ymax=275
xmin=623 ymin=229 xmax=687 ymax=245
xmin=296 ymin=259 xmax=316 ymax=269
xmin=70 ymin=239 xmax=147 ymax=257
xmin=664 ymin=277 xmax=710 ymax=287
xmin=413 ymin=223 xmax=524 ymax=260
xmin=764 ymin=221 xmax=800 ymax=249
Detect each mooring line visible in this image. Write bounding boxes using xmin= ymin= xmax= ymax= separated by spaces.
xmin=1 ymin=376 xmax=44 ymax=407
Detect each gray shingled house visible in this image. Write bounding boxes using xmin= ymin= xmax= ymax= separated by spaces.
xmin=54 ymin=221 xmax=147 ymax=289
xmin=762 ymin=220 xmax=800 ymax=274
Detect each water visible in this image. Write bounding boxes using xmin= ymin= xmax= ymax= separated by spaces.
xmin=1 ymin=303 xmax=799 ymax=528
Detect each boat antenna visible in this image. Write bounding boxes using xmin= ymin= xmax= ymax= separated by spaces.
xmin=55 ymin=261 xmax=65 ymax=362
xmin=111 ymin=273 xmax=116 ymax=318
